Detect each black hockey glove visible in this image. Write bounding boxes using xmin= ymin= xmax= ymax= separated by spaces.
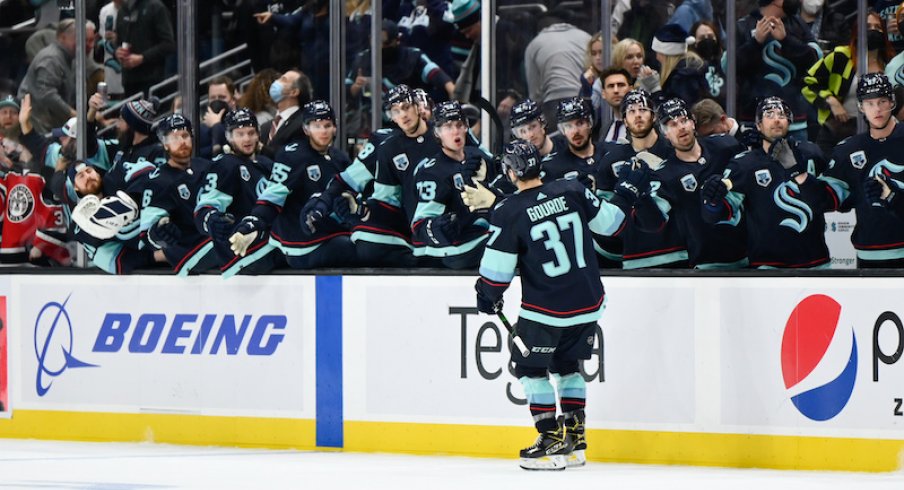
xmin=301 ymin=195 xmax=331 ymax=235
xmin=614 ymin=162 xmax=651 ymax=205
xmin=147 ymin=218 xmax=182 ymax=250
xmin=425 ymin=214 xmax=460 ymax=246
xmin=864 ymin=173 xmax=898 ymax=207
xmin=475 ymin=286 xmax=503 ymax=315
xmin=201 ymin=210 xmax=236 ymax=242
xmin=333 ymin=192 xmax=368 ymax=227
xmin=460 ymin=153 xmax=489 ymax=182
xmin=700 ymin=174 xmax=728 ymax=208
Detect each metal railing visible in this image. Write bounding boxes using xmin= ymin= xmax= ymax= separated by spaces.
xmin=147 ymin=43 xmax=251 ymax=101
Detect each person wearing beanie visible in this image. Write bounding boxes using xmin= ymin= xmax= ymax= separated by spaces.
xmin=0 ymin=95 xmax=34 ymax=171
xmin=85 ymin=88 xmax=166 ymax=174
xmin=638 ymin=23 xmax=708 ymax=108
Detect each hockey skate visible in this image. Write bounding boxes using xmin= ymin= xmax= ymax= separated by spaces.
xmin=564 ymin=411 xmax=586 ymax=468
xmin=519 ymin=424 xmax=570 ymax=471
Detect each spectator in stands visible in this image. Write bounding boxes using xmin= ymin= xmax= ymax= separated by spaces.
xmin=200 ymin=76 xmax=237 ymax=157
xmin=0 ymin=96 xmax=33 ymax=172
xmin=876 ymin=0 xmax=904 ymax=53
xmin=260 ymin=69 xmax=313 ymax=158
xmin=805 ymin=10 xmax=895 ymax=157
xmin=238 ymin=68 xmax=279 ymax=126
xmin=17 ymin=19 xmax=78 ymax=135
xmin=638 ymin=23 xmax=708 ymax=108
xmin=579 ymin=32 xmax=605 ymax=104
xmin=611 ymin=37 xmax=645 ymax=82
xmin=617 ymin=0 xmax=672 ymax=67
xmin=450 ymin=0 xmax=484 ymax=103
xmin=253 ymin=0 xmax=331 ymax=99
xmin=599 ymin=67 xmax=632 ymax=143
xmin=690 ymin=20 xmax=726 ymax=105
xmin=524 ymin=10 xmax=591 ymax=129
xmin=736 ymin=0 xmax=819 ymax=142
xmin=668 ymin=0 xmax=715 ymax=33
xmin=98 ymin=0 xmax=124 ymax=99
xmin=886 ymin=9 xmax=904 ymax=86
xmin=115 ymin=0 xmax=176 ymax=97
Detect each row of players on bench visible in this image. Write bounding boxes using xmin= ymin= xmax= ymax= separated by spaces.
xmin=72 ymin=74 xmax=904 ymax=275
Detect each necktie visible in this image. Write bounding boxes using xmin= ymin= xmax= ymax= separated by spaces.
xmin=269 ymin=114 xmax=282 ymax=142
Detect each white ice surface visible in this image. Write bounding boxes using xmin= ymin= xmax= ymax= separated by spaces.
xmin=0 ymin=439 xmax=902 ymax=490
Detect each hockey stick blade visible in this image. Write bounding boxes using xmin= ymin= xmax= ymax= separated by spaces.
xmin=497 ymin=311 xmax=530 ymax=357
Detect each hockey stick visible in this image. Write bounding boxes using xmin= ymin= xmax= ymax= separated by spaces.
xmin=496 ymin=311 xmax=530 ymax=357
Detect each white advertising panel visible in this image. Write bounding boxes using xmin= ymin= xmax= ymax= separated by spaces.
xmin=12 ymin=275 xmax=316 ymax=417
xmin=720 ymin=279 xmax=904 ymax=438
xmin=825 ymin=211 xmax=856 ymax=269
xmin=343 ymin=276 xmax=696 ymax=428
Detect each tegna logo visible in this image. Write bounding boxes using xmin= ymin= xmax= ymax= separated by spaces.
xmin=781 ymin=294 xmax=858 ymax=421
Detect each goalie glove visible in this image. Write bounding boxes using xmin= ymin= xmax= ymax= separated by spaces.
xmin=72 ymin=190 xmax=140 ymax=239
xmin=460 ymin=179 xmax=498 ymax=212
xmin=228 ymin=215 xmax=266 ymax=257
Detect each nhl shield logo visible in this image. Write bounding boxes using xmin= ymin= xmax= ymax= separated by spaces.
xmin=755 ymin=169 xmax=772 ymax=187
xmin=240 ymin=165 xmax=251 ymax=182
xmin=453 ymin=172 xmax=465 ymax=191
xmin=850 ymin=150 xmax=867 ymax=169
xmin=680 ymin=174 xmax=698 ymax=192
xmin=178 ymin=184 xmax=190 ymax=200
xmin=307 ymin=165 xmax=322 ymax=181
xmin=393 ymin=153 xmax=410 ymax=171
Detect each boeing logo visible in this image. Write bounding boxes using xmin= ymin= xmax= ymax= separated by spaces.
xmin=34 ymin=295 xmax=97 ymax=397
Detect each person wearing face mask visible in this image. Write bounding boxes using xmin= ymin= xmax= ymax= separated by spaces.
xmin=259 ymin=69 xmax=313 ymax=158
xmin=804 ymin=10 xmax=895 ymax=157
xmin=875 ymin=0 xmax=904 ymax=54
xmin=690 ymin=20 xmax=726 ymax=107
xmin=799 ymin=0 xmax=825 ymax=40
xmin=736 ymin=0 xmax=820 ymax=143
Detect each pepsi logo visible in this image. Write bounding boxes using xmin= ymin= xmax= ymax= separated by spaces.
xmin=781 ymin=294 xmax=858 ymax=421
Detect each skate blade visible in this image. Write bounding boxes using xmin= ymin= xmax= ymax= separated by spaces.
xmin=566 ymin=449 xmax=586 ymax=468
xmin=519 ymin=454 xmax=567 ymax=471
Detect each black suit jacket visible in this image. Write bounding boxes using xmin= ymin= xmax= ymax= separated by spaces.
xmin=261 ymin=108 xmax=306 ymax=158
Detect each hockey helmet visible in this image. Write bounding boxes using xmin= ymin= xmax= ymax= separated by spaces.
xmin=383 ymin=84 xmax=415 ymax=111
xmin=224 ymin=108 xmax=259 ymax=134
xmin=510 ymin=98 xmax=544 ymax=128
xmin=857 ymin=72 xmax=895 ymax=103
xmin=156 ymin=113 xmax=193 ymax=142
xmin=433 ymin=100 xmax=466 ymax=127
xmin=620 ymin=89 xmax=655 ymax=118
xmin=556 ymin=96 xmax=593 ymax=125
xmin=501 ymin=139 xmax=542 ymax=180
xmin=412 ymin=88 xmax=434 ymax=111
xmin=302 ymin=100 xmax=335 ymax=125
xmin=755 ymin=96 xmax=793 ymax=124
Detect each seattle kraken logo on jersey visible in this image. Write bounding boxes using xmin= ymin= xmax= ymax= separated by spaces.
xmin=393 ymin=153 xmax=410 ymax=171
xmin=755 ymin=169 xmax=772 ymax=187
xmin=307 ymin=165 xmax=321 ymax=181
xmin=850 ymin=151 xmax=867 ymax=170
xmin=240 ymin=165 xmax=251 ymax=182
xmin=868 ymin=159 xmax=904 ymax=188
xmin=773 ymin=181 xmax=813 ymax=233
xmin=680 ymin=174 xmax=698 ymax=192
xmin=177 ymin=183 xmax=190 ymax=200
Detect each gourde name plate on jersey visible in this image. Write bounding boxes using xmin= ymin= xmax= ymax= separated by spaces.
xmin=526 ymin=196 xmax=569 ymax=223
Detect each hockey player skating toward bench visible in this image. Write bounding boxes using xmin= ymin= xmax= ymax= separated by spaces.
xmin=475 ymin=140 xmax=658 ymax=471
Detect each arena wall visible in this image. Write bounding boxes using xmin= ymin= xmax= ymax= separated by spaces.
xmin=0 ymin=274 xmax=902 ymax=471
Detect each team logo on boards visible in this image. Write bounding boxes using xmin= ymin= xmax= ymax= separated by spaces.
xmin=780 ymin=294 xmax=857 ymax=421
